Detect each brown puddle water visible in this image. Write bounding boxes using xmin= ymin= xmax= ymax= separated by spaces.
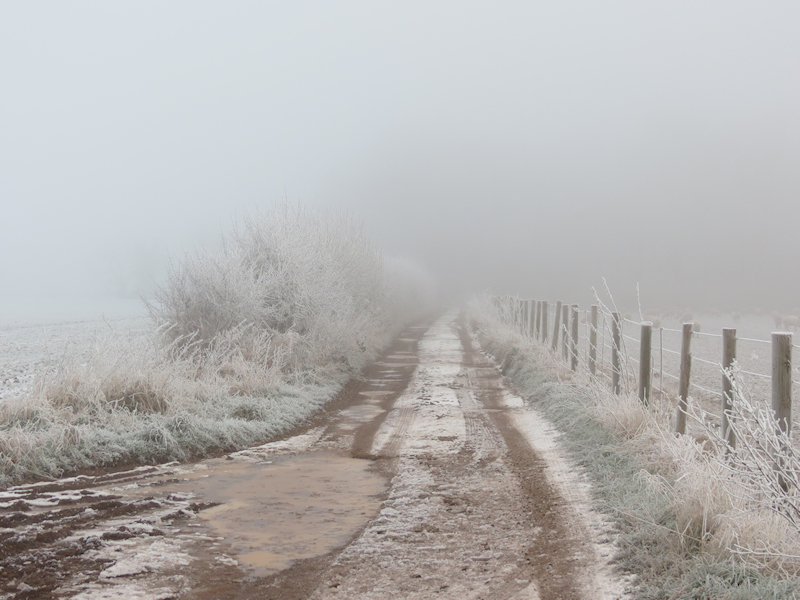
xmin=148 ymin=452 xmax=385 ymax=576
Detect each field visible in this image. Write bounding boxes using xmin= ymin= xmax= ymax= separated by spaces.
xmin=0 ymin=298 xmax=149 ymax=405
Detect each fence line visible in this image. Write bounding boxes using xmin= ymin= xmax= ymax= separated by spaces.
xmin=740 ymin=336 xmax=773 ymax=345
xmin=695 ymin=331 xmax=724 ymax=339
xmin=740 ymin=368 xmax=771 ymax=380
xmin=490 ymin=294 xmax=796 ymax=444
xmin=693 ymin=356 xmax=721 ymax=367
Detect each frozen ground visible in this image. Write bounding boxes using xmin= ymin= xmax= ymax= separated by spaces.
xmin=0 ymin=311 xmax=625 ymax=599
xmin=0 ymin=297 xmax=149 ymax=403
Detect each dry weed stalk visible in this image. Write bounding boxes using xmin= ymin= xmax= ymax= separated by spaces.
xmin=0 ymin=206 xmax=437 ymax=486
xmin=677 ymin=365 xmax=800 ymax=573
xmin=475 ymin=291 xmax=800 ymax=576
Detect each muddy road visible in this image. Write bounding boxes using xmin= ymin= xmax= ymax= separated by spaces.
xmin=0 ymin=311 xmax=622 ymax=599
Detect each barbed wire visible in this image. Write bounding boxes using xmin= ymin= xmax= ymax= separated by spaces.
xmin=491 ymin=295 xmax=796 ymax=413
xmin=689 ymin=381 xmax=724 ymax=397
xmin=694 ymin=330 xmax=724 ymax=339
xmin=738 ymin=336 xmax=773 ymax=345
xmin=738 ymin=368 xmax=771 ymax=381
xmin=693 ymin=355 xmax=722 ymax=367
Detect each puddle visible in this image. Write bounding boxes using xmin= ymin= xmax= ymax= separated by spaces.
xmin=0 ymin=319 xmax=431 ymax=599
xmin=332 ymin=405 xmax=386 ymax=430
xmin=68 ymin=451 xmax=389 ymax=577
xmin=182 ymin=452 xmax=386 ymax=576
xmin=359 ymin=390 xmax=396 ymax=400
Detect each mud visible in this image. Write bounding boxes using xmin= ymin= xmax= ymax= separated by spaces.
xmin=0 ymin=312 xmax=624 ymax=599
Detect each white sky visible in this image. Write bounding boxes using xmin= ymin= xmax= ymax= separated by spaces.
xmin=2 ymin=1 xmax=799 ymax=310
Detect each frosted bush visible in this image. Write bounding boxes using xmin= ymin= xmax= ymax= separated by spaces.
xmin=149 ymin=205 xmax=397 ymax=372
xmin=0 ymin=205 xmax=435 ymax=486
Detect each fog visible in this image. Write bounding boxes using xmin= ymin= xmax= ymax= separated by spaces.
xmin=2 ymin=2 xmax=800 ymax=315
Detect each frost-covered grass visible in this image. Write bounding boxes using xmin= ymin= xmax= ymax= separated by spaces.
xmin=149 ymin=206 xmax=405 ymax=372
xmin=0 ymin=205 xmax=436 ymax=487
xmin=468 ymin=294 xmax=800 ymax=600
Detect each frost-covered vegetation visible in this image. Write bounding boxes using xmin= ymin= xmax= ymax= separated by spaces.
xmin=0 ymin=205 xmax=436 ymax=487
xmin=468 ymin=294 xmax=800 ymax=600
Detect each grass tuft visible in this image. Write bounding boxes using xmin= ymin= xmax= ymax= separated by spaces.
xmin=0 ymin=205 xmax=436 ymax=487
xmin=468 ymin=293 xmax=800 ymax=599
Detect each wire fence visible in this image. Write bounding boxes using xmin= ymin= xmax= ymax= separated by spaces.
xmin=491 ymin=295 xmax=800 ymax=437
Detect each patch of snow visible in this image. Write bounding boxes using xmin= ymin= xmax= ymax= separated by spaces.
xmin=502 ymin=386 xmax=624 ymax=600
xmin=98 ymin=539 xmax=192 ymax=579
xmin=228 ymin=426 xmax=326 ymax=460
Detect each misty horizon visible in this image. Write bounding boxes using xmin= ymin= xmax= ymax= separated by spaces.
xmin=2 ymin=2 xmax=799 ymax=316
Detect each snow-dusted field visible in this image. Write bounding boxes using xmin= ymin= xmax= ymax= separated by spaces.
xmin=0 ymin=297 xmax=149 ymax=403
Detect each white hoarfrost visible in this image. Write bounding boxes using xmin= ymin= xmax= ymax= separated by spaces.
xmin=4 ymin=310 xmax=625 ymax=599
xmin=504 ymin=401 xmax=622 ymax=599
xmin=311 ymin=311 xmax=624 ymax=600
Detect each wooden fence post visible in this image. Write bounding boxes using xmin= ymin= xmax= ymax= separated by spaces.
xmin=526 ymin=299 xmax=533 ymax=335
xmin=561 ymin=304 xmax=570 ymax=361
xmin=675 ymin=322 xmax=693 ymax=435
xmin=639 ymin=322 xmax=652 ymax=405
xmin=541 ymin=301 xmax=549 ymax=344
xmin=612 ymin=312 xmax=622 ymax=394
xmin=570 ymin=304 xmax=579 ymax=371
xmin=521 ymin=299 xmax=528 ymax=335
xmin=528 ymin=300 xmax=535 ymax=337
xmin=722 ymin=328 xmax=737 ymax=449
xmin=533 ymin=300 xmax=540 ymax=338
xmin=529 ymin=299 xmax=535 ymax=337
xmin=551 ymin=301 xmax=562 ymax=352
xmin=772 ymin=332 xmax=793 ymax=491
xmin=589 ymin=305 xmax=598 ymax=376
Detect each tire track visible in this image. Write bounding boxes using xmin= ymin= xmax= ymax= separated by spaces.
xmin=462 ymin=411 xmax=505 ymax=464
xmin=5 ymin=312 xmax=622 ymax=600
xmin=306 ymin=311 xmax=619 ymax=600
xmin=372 ymin=405 xmax=417 ymax=459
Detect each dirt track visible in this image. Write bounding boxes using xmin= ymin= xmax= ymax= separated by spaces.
xmin=0 ymin=311 xmax=622 ymax=599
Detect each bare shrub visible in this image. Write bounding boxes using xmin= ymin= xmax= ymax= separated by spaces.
xmin=148 ymin=205 xmax=396 ymax=372
xmin=0 ymin=205 xmax=434 ymax=486
xmin=680 ymin=369 xmax=800 ymax=574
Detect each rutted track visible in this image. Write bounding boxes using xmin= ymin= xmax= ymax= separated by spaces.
xmin=0 ymin=312 xmax=622 ymax=599
xmin=304 ymin=311 xmax=621 ymax=600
